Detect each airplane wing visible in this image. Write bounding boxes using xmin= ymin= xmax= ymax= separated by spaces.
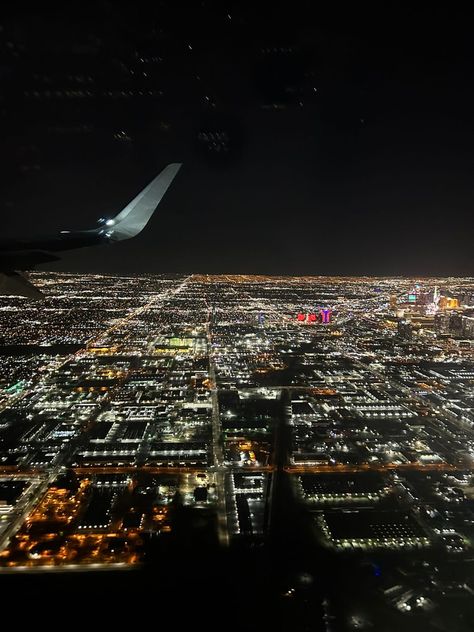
xmin=0 ymin=163 xmax=182 ymax=298
xmin=0 ymin=271 xmax=44 ymax=300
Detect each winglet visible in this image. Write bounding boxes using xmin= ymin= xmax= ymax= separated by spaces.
xmin=103 ymin=163 xmax=182 ymax=241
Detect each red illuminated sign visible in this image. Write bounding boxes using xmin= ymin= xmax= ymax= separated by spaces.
xmin=296 ymin=310 xmax=332 ymax=324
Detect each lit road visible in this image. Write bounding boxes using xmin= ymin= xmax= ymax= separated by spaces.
xmin=285 ymin=462 xmax=465 ymax=474
xmin=0 ymin=468 xmax=61 ymax=554
xmin=0 ymin=562 xmax=133 ymax=574
xmin=206 ymin=300 xmax=230 ymax=547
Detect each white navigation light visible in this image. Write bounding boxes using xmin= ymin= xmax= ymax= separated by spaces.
xmin=105 ymin=219 xmax=116 ymax=226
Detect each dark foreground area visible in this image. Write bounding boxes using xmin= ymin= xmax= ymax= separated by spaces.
xmin=3 ymin=476 xmax=473 ymax=632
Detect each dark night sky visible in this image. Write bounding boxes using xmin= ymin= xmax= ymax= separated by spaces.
xmin=1 ymin=2 xmax=474 ymax=276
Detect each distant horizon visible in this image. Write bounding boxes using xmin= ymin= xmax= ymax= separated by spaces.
xmin=30 ymin=270 xmax=474 ymax=281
